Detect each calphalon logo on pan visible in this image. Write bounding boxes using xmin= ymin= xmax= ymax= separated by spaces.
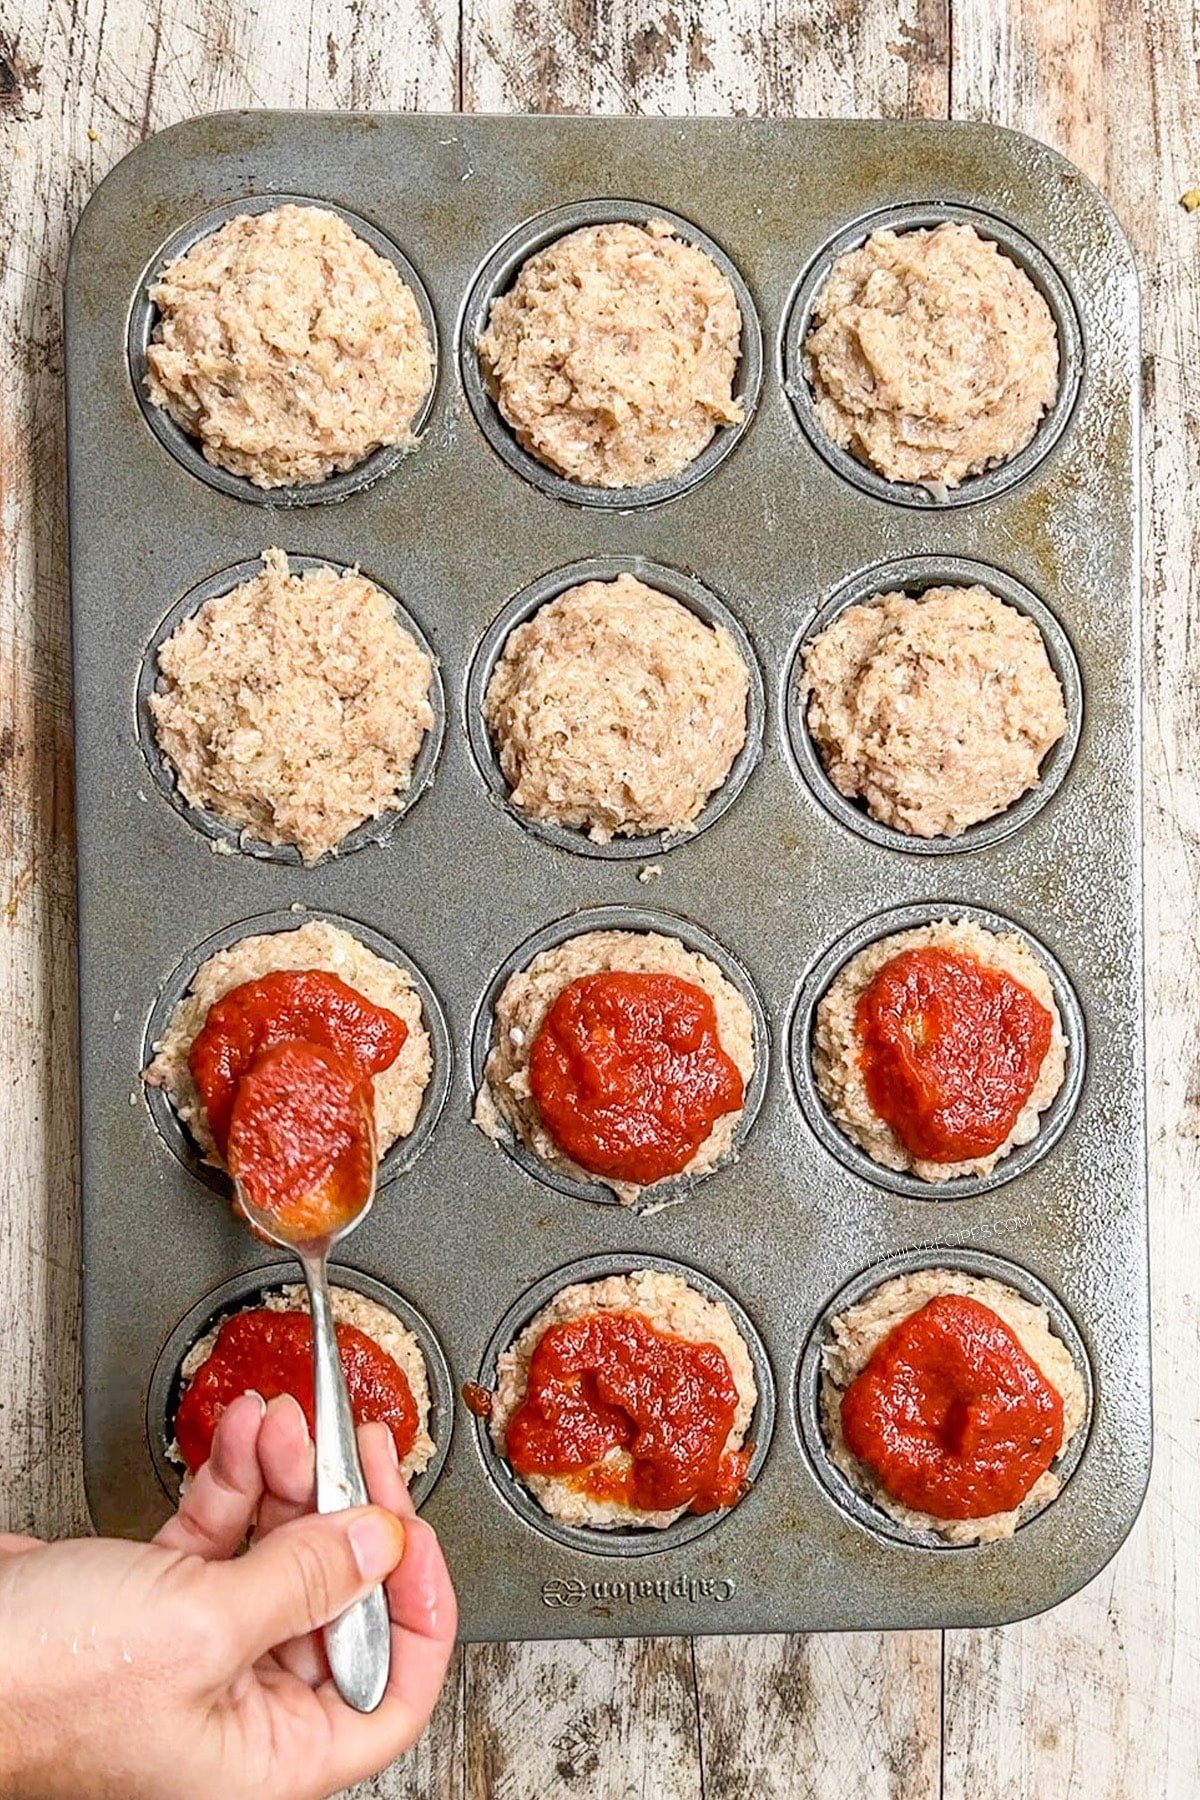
xmin=541 ymin=1575 xmax=737 ymax=1608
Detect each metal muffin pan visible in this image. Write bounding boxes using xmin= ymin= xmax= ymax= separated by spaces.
xmin=68 ymin=113 xmax=1146 ymax=1640
xmin=146 ymin=1260 xmax=454 ymax=1512
xmin=136 ymin=554 xmax=447 ymax=863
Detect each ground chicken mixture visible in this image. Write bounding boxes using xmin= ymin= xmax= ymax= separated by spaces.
xmin=474 ymin=928 xmax=755 ymax=1203
xmin=803 ymin=584 xmax=1067 ymax=837
xmin=144 ymin=919 xmax=432 ymax=1164
xmin=821 ymin=1267 xmax=1086 ymax=1544
xmin=490 ymin=1270 xmax=757 ymax=1529
xmin=150 ymin=549 xmax=435 ymax=864
xmin=484 ymin=573 xmax=750 ymax=841
xmin=813 ymin=918 xmax=1066 ymax=1182
xmin=174 ymin=1284 xmax=436 ymax=1485
xmin=804 ymin=222 xmax=1059 ymax=488
xmin=478 ymin=218 xmax=744 ymax=488
xmin=146 ymin=203 xmax=434 ymax=488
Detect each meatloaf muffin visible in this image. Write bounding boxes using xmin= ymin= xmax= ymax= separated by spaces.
xmin=802 ymin=584 xmax=1067 ymax=837
xmin=143 ymin=919 xmax=431 ymax=1165
xmin=474 ymin=928 xmax=755 ymax=1204
xmin=813 ymin=917 xmax=1067 ymax=1182
xmin=804 ymin=222 xmax=1058 ymax=489
xmin=174 ymin=1283 xmax=436 ymax=1486
xmin=484 ymin=573 xmax=750 ymax=841
xmin=150 ymin=549 xmax=435 ymax=864
xmin=146 ymin=203 xmax=433 ymax=488
xmin=478 ymin=218 xmax=744 ymax=488
xmin=821 ymin=1267 xmax=1086 ymax=1544
xmin=490 ymin=1269 xmax=757 ymax=1529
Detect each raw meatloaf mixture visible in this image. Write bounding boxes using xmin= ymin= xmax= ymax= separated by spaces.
xmin=478 ymin=219 xmax=744 ymax=487
xmin=144 ymin=919 xmax=432 ymax=1164
xmin=151 ymin=548 xmax=435 ymax=864
xmin=146 ymin=204 xmax=433 ymax=488
xmin=474 ymin=928 xmax=755 ymax=1203
xmin=491 ymin=1269 xmax=757 ymax=1529
xmin=176 ymin=1284 xmax=436 ymax=1484
xmin=821 ymin=1267 xmax=1086 ymax=1543
xmin=804 ymin=222 xmax=1059 ymax=488
xmin=484 ymin=573 xmax=750 ymax=841
xmin=803 ymin=583 xmax=1067 ymax=837
xmin=813 ymin=918 xmax=1066 ymax=1181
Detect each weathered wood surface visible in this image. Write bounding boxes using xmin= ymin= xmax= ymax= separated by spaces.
xmin=0 ymin=0 xmax=1195 ymax=1795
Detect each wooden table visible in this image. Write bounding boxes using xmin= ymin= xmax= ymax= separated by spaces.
xmin=2 ymin=2 xmax=1195 ymax=1793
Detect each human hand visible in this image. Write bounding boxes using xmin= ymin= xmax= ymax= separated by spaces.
xmin=0 ymin=1392 xmax=457 ymax=1800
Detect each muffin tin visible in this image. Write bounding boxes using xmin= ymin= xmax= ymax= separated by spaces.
xmin=67 ymin=112 xmax=1147 ymax=1640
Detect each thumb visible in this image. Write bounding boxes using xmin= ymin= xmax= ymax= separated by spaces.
xmin=213 ymin=1504 xmax=405 ymax=1661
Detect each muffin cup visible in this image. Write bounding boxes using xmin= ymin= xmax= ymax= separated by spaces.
xmin=473 ymin=1251 xmax=776 ymax=1558
xmin=127 ymin=193 xmax=439 ymax=507
xmin=782 ymin=201 xmax=1084 ymax=509
xmin=795 ymin=1246 xmax=1093 ymax=1549
xmin=783 ymin=555 xmax=1083 ymax=855
xmin=466 ymin=554 xmax=764 ymax=859
xmin=459 ymin=199 xmax=763 ymax=510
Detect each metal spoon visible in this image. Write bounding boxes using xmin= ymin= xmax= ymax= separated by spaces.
xmin=232 ymin=1091 xmax=391 ymax=1715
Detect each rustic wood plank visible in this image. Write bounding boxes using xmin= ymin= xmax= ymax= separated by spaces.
xmin=464 ymin=0 xmax=948 ymax=116
xmin=463 ymin=1636 xmax=703 ymax=1800
xmin=943 ymin=2 xmax=1200 ymax=1797
xmin=694 ymin=1630 xmax=941 ymax=1800
xmin=0 ymin=6 xmax=461 ymax=1797
xmin=458 ymin=6 xmax=952 ymax=1797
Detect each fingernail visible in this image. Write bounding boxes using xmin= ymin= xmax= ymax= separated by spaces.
xmin=246 ymin=1389 xmax=267 ymax=1417
xmin=385 ymin=1429 xmax=401 ymax=1469
xmin=349 ymin=1511 xmax=405 ymax=1581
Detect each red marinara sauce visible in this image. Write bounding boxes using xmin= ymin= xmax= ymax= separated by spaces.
xmin=855 ymin=947 xmax=1053 ymax=1163
xmin=188 ymin=969 xmax=407 ymax=1158
xmin=174 ymin=1308 xmax=419 ymax=1476
xmin=840 ymin=1294 xmax=1064 ymax=1519
xmin=226 ymin=1041 xmax=376 ymax=1234
xmin=504 ymin=1312 xmax=750 ymax=1514
xmin=528 ymin=972 xmax=745 ymax=1187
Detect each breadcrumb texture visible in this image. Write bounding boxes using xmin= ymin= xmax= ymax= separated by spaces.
xmin=813 ymin=918 xmax=1066 ymax=1181
xmin=151 ymin=548 xmax=435 ymax=864
xmin=146 ymin=204 xmax=433 ymax=488
xmin=177 ymin=1284 xmax=435 ymax=1485
xmin=474 ymin=928 xmax=755 ymax=1204
xmin=491 ymin=1270 xmax=757 ymax=1529
xmin=803 ymin=584 xmax=1067 ymax=838
xmin=804 ymin=223 xmax=1058 ymax=488
xmin=485 ymin=574 xmax=749 ymax=842
xmin=143 ymin=919 xmax=431 ymax=1163
xmin=478 ymin=218 xmax=744 ymax=488
xmin=821 ymin=1267 xmax=1087 ymax=1544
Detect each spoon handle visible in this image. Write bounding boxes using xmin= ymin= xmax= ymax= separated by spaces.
xmin=302 ymin=1251 xmax=392 ymax=1714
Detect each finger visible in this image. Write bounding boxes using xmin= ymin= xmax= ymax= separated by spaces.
xmin=358 ymin=1422 xmax=417 ymax=1523
xmin=257 ymin=1393 xmax=315 ymax=1510
xmin=315 ymin=1516 xmax=457 ymax=1793
xmin=155 ymin=1392 xmax=266 ymax=1560
xmin=0 ymin=1534 xmax=43 ymax=1557
xmin=212 ymin=1504 xmax=405 ymax=1662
